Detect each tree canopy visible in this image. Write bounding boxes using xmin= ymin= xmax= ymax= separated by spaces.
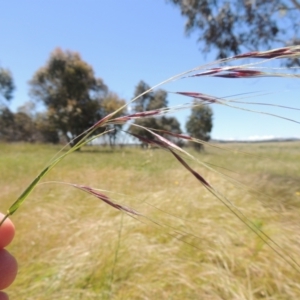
xmin=129 ymin=81 xmax=182 ymax=146
xmin=0 ymin=101 xmax=60 ymax=143
xmin=186 ymin=102 xmax=213 ymax=151
xmin=0 ymin=107 xmax=14 ymax=141
xmin=29 ymin=48 xmax=108 ymax=146
xmin=167 ymin=0 xmax=300 ymax=62
xmin=100 ymin=92 xmax=126 ymax=146
xmin=0 ymin=67 xmax=14 ymax=102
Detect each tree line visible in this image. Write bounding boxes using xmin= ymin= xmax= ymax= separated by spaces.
xmin=0 ymin=48 xmax=213 ymax=150
xmin=2 ymin=0 xmax=299 ymax=149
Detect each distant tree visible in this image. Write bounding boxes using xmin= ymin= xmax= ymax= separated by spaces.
xmin=167 ymin=0 xmax=300 ymax=64
xmin=0 ymin=67 xmax=14 ymax=103
xmin=13 ymin=112 xmax=36 ymax=142
xmin=157 ymin=116 xmax=181 ymax=133
xmin=0 ymin=68 xmax=16 ymax=141
xmin=35 ymin=112 xmax=60 ymax=144
xmin=131 ymin=80 xmax=154 ymax=113
xmin=186 ymin=102 xmax=213 ymax=151
xmin=29 ymin=48 xmax=108 ymax=147
xmin=0 ymin=99 xmax=59 ymax=143
xmin=3 ymin=102 xmax=60 ymax=143
xmin=0 ymin=108 xmax=36 ymax=142
xmin=130 ymin=117 xmax=161 ymax=146
xmin=129 ymin=81 xmax=182 ymax=146
xmin=100 ymin=92 xmax=126 ymax=147
xmin=17 ymin=101 xmax=36 ymax=118
xmin=157 ymin=116 xmax=183 ymax=146
xmin=0 ymin=107 xmax=14 ymax=141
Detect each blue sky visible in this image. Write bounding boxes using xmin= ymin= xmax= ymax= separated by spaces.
xmin=0 ymin=0 xmax=299 ymax=140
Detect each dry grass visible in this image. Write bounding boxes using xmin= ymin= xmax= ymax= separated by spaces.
xmin=1 ymin=142 xmax=300 ymax=299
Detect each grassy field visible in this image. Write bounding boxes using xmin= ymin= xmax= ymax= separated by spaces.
xmin=1 ymin=142 xmax=300 ymax=299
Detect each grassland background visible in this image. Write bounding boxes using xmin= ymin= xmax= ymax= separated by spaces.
xmin=1 ymin=142 xmax=300 ymax=299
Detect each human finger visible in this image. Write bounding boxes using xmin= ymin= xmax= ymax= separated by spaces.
xmin=0 ymin=214 xmax=15 ymax=249
xmin=0 ymin=249 xmax=18 ymax=290
xmin=0 ymin=291 xmax=8 ymax=300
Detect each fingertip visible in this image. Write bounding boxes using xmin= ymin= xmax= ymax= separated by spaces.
xmin=0 ymin=249 xmax=18 ymax=291
xmin=0 ymin=214 xmax=15 ymax=249
xmin=0 ymin=291 xmax=9 ymax=300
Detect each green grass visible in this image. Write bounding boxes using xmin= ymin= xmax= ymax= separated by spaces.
xmin=1 ymin=142 xmax=300 ymax=299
